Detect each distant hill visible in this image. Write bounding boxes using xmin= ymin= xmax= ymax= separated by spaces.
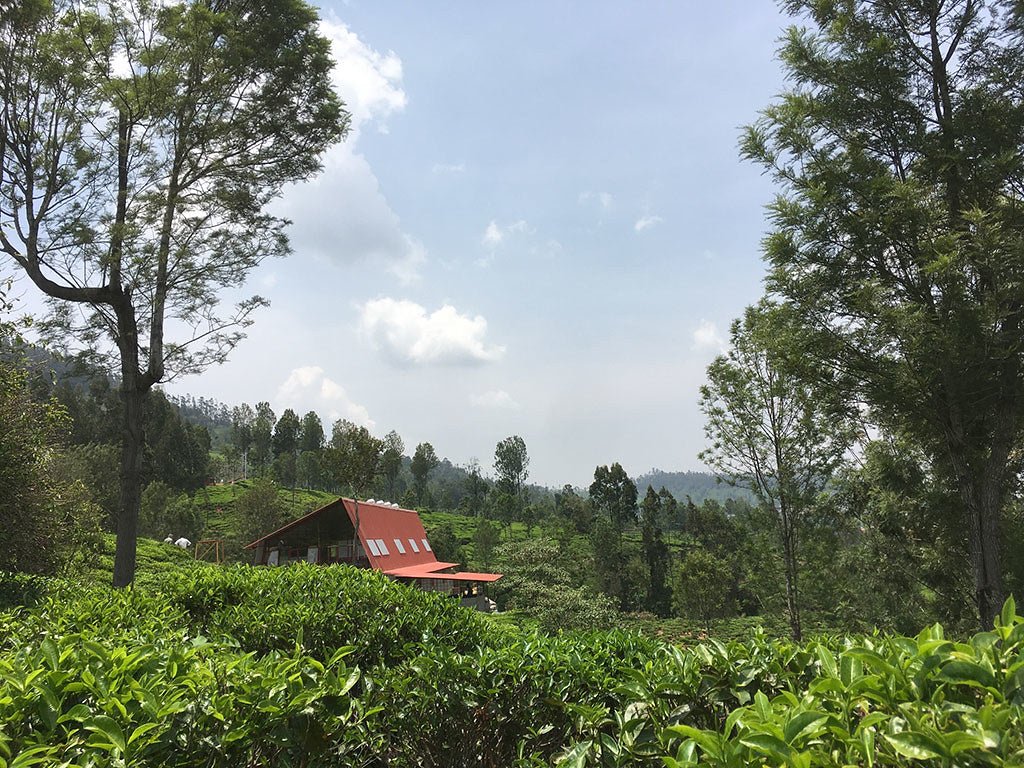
xmin=633 ymin=469 xmax=755 ymax=505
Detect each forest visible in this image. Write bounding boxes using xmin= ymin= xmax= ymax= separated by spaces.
xmin=3 ymin=0 xmax=1024 ymax=764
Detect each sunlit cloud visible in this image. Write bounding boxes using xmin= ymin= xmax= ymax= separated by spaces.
xmin=358 ymin=298 xmax=506 ymax=366
xmin=276 ymin=365 xmax=375 ymax=428
xmin=691 ymin=319 xmax=727 ymax=353
xmin=635 ymin=215 xmax=664 ymax=232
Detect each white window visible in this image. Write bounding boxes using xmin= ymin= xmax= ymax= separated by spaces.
xmin=365 ymin=539 xmax=381 ymax=557
xmin=393 ymin=538 xmax=406 ymax=554
xmin=408 ymin=538 xmax=420 ymax=553
xmin=375 ymin=539 xmax=390 ymax=556
xmin=422 ymin=539 xmax=432 ymax=552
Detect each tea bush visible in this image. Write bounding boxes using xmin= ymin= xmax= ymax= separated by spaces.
xmin=0 ymin=564 xmax=1021 ymax=766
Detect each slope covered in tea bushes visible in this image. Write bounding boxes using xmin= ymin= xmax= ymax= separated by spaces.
xmin=0 ymin=565 xmax=1021 ymax=766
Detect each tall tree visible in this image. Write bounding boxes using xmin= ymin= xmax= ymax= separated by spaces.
xmin=463 ymin=457 xmax=489 ymax=516
xmin=272 ymin=408 xmax=301 ymax=458
xmin=744 ymin=0 xmax=1024 ymax=627
xmin=328 ymin=420 xmax=383 ymax=496
xmin=700 ymin=303 xmax=852 ymax=640
xmin=0 ymin=0 xmax=347 ymax=586
xmin=410 ymin=442 xmax=439 ymax=505
xmin=493 ymin=435 xmax=529 ymax=516
xmin=298 ymin=411 xmax=325 ymax=454
xmin=250 ymin=402 xmax=276 ymax=475
xmin=231 ymin=404 xmax=255 ymax=480
xmin=589 ymin=462 xmax=637 ymax=534
xmin=379 ymin=430 xmax=404 ymax=499
xmin=640 ymin=485 xmax=671 ymax=616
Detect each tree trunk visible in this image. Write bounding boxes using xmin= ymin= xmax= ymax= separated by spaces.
xmin=113 ymin=380 xmax=146 ymax=588
xmin=778 ymin=498 xmax=802 ymax=641
xmin=959 ymin=475 xmax=1004 ymax=629
xmin=112 ymin=291 xmax=149 ymax=589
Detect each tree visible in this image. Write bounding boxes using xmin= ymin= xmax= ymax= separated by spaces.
xmin=410 ymin=442 xmax=439 ymax=505
xmin=493 ymin=435 xmax=529 ymax=517
xmin=298 ymin=411 xmax=325 ymax=454
xmin=236 ymin=478 xmax=287 ymax=549
xmin=231 ymin=404 xmax=255 ymax=480
xmin=379 ymin=430 xmax=404 ymax=498
xmin=297 ymin=450 xmax=325 ymax=490
xmin=463 ymin=458 xmax=489 ymax=516
xmin=640 ymin=486 xmax=671 ymax=616
xmin=250 ymin=403 xmax=276 ymax=475
xmin=556 ymin=484 xmax=592 ymax=533
xmin=672 ymin=548 xmax=735 ymax=635
xmin=743 ymin=0 xmax=1024 ymax=627
xmin=473 ymin=518 xmax=501 ymax=569
xmin=0 ymin=0 xmax=347 ymax=586
xmin=589 ymin=462 xmax=637 ymax=534
xmin=493 ymin=537 xmax=619 ymax=632
xmin=328 ymin=420 xmax=383 ymax=496
xmin=700 ymin=303 xmax=852 ymax=640
xmin=272 ymin=409 xmax=301 ymax=459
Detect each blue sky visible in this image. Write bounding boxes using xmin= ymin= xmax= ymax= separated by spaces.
xmin=167 ymin=1 xmax=794 ymax=488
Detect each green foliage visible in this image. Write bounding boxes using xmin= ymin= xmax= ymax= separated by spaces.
xmin=590 ymin=462 xmax=637 ymax=532
xmin=494 ymin=537 xmax=619 ymax=632
xmin=139 ymin=482 xmax=203 ymax=542
xmin=411 ymin=441 xmax=440 ymax=504
xmin=0 ymin=358 xmax=101 ymax=576
xmin=744 ymin=0 xmax=1024 ymax=628
xmin=234 ymin=478 xmax=287 ymax=547
xmin=494 ymin=435 xmax=530 ymax=505
xmin=672 ymin=548 xmax=736 ymax=633
xmin=3 ymin=564 xmax=1023 ymax=766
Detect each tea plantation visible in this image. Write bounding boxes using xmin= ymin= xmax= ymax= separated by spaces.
xmin=1 ymin=564 xmax=1022 ymax=767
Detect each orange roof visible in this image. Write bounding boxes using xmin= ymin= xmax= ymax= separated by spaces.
xmin=384 ymin=562 xmax=503 ymax=582
xmin=383 ymin=561 xmax=460 ymax=577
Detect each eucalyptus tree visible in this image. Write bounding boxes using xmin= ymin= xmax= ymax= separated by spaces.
xmin=328 ymin=420 xmax=383 ymax=496
xmin=298 ymin=411 xmax=326 ymax=454
xmin=745 ymin=0 xmax=1024 ymax=627
xmin=700 ymin=303 xmax=853 ymax=640
xmin=589 ymin=462 xmax=637 ymax=534
xmin=494 ymin=435 xmax=529 ymax=515
xmin=411 ymin=441 xmax=439 ymax=504
xmin=379 ymin=429 xmax=404 ymax=498
xmin=0 ymin=0 xmax=348 ymax=586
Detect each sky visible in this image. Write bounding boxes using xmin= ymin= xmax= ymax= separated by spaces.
xmin=48 ymin=2 xmax=799 ymax=488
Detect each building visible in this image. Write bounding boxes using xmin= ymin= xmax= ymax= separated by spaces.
xmin=244 ymin=497 xmax=502 ymax=610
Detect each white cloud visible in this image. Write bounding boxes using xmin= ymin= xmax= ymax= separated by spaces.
xmin=358 ymin=298 xmax=506 ymax=366
xmin=579 ymin=190 xmax=613 ymax=210
xmin=635 ymin=215 xmax=664 ymax=232
xmin=271 ymin=20 xmax=425 ymax=282
xmin=276 ymin=366 xmax=375 ymax=428
xmin=692 ymin=319 xmax=727 ymax=352
xmin=470 ymin=389 xmax=520 ymax=410
xmin=482 ymin=220 xmax=504 ymax=248
xmin=320 ymin=19 xmax=406 ymax=139
xmin=432 ymin=162 xmax=466 ymax=174
xmin=480 ymin=219 xmax=532 ymax=264
xmin=481 ymin=219 xmax=530 ymax=249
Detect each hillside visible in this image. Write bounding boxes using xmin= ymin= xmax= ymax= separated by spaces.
xmin=634 ymin=468 xmax=756 ymax=504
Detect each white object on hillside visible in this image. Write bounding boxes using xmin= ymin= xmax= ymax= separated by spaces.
xmin=174 ymin=537 xmax=191 ymax=549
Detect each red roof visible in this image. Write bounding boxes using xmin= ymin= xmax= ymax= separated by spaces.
xmin=340 ymin=498 xmax=438 ymax=571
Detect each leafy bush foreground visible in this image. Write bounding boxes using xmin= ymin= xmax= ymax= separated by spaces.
xmin=0 ymin=565 xmax=1022 ymax=767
